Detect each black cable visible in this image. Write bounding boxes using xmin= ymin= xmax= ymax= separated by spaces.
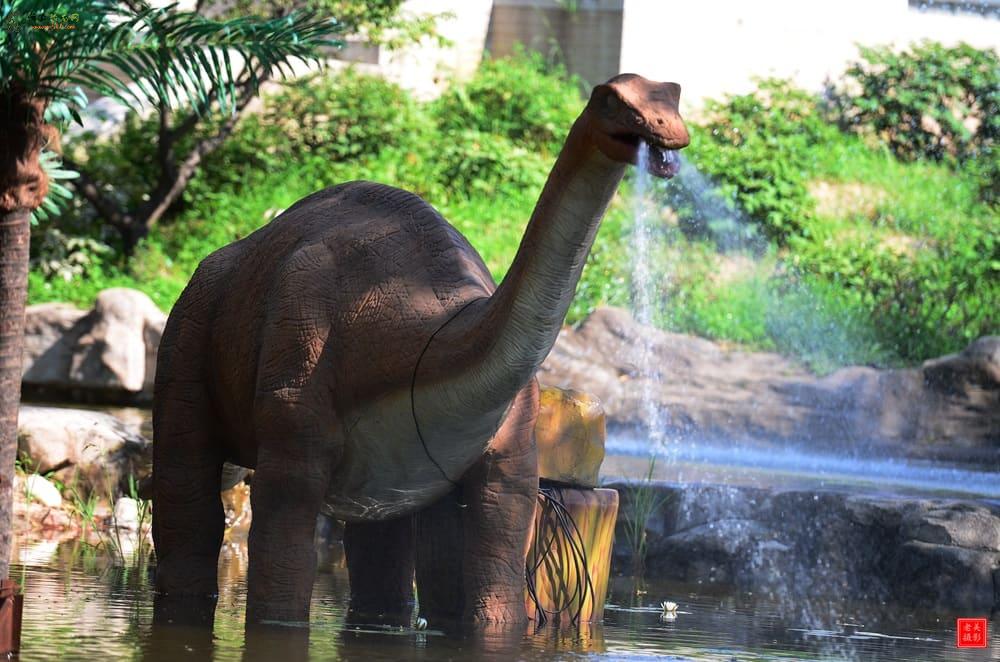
xmin=525 ymin=485 xmax=597 ymax=627
xmin=409 ymin=297 xmax=488 ymax=492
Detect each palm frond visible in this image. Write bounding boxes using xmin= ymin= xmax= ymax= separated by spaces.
xmin=2 ymin=0 xmax=342 ymax=116
xmin=32 ymin=148 xmax=78 ymax=224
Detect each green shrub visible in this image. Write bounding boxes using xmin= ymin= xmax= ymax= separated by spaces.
xmin=67 ymin=113 xmax=162 ymax=213
xmin=833 ymin=41 xmax=1000 ymax=165
xmin=792 ymin=214 xmax=998 ymax=362
xmin=36 ymin=45 xmax=997 ymax=373
xmin=186 ymin=67 xmax=430 ymax=203
xmin=432 ymin=49 xmax=583 ymax=156
xmin=686 ymin=79 xmax=836 ymax=243
xmin=432 ymin=129 xmax=549 ymax=200
xmin=261 ymin=67 xmax=426 ymax=160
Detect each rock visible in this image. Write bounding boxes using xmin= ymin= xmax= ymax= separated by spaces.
xmin=24 ymin=474 xmax=62 ymax=508
xmin=540 ymin=308 xmax=1000 ymax=468
xmin=22 ymin=288 xmax=166 ymax=403
xmin=17 ymin=405 xmax=150 ymax=496
xmin=610 ymin=481 xmax=1000 ymax=612
xmin=112 ymin=497 xmax=141 ymax=531
xmin=222 ymin=482 xmax=252 ymax=540
xmin=535 ymin=387 xmax=606 ymax=488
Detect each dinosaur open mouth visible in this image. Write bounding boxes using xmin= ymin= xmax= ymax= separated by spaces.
xmin=602 ymin=133 xmax=683 ymax=179
xmin=646 ymin=143 xmax=681 ymax=179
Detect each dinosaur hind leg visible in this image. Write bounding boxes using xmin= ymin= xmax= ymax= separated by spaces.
xmin=152 ymin=377 xmax=226 ymax=602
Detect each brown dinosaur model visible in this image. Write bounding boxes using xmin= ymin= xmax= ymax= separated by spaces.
xmin=152 ymin=74 xmax=689 ymax=626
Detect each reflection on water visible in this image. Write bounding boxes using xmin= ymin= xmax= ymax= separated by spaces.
xmin=12 ymin=537 xmax=998 ymax=661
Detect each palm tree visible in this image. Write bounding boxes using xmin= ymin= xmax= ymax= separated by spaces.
xmin=0 ymin=0 xmax=339 ymax=643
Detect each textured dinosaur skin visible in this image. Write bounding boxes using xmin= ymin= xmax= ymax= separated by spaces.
xmin=152 ymin=74 xmax=688 ymax=627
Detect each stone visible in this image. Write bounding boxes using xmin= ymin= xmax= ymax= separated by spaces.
xmin=222 ymin=482 xmax=252 ymax=542
xmin=610 ymin=481 xmax=1000 ymax=613
xmin=22 ymin=288 xmax=166 ymax=403
xmin=24 ymin=474 xmax=62 ymax=508
xmin=17 ymin=405 xmax=150 ymax=496
xmin=535 ymin=387 xmax=606 ymax=488
xmin=539 ymin=308 xmax=1000 ymax=468
xmin=112 ymin=497 xmax=141 ymax=531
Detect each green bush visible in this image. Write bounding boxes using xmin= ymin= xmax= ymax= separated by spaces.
xmin=432 ymin=129 xmax=549 ymax=200
xmin=432 ymin=49 xmax=583 ymax=156
xmin=261 ymin=67 xmax=426 ymax=160
xmin=833 ymin=41 xmax=1000 ymax=165
xmin=792 ymin=216 xmax=998 ymax=361
xmin=67 ymin=113 xmax=162 ymax=213
xmin=186 ymin=67 xmax=430 ymax=203
xmin=33 ymin=42 xmax=998 ymax=372
xmin=686 ymin=79 xmax=837 ymax=243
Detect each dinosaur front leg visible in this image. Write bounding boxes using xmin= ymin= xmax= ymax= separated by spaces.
xmin=460 ymin=383 xmax=539 ymax=625
xmin=246 ymin=393 xmax=337 ymax=624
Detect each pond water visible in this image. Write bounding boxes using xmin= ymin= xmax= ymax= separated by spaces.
xmin=12 ymin=535 xmax=998 ymax=661
xmin=19 ymin=404 xmax=999 ymax=659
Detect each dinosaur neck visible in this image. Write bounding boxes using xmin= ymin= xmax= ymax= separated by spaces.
xmin=415 ymin=115 xmax=626 ymax=459
xmin=477 ymin=116 xmax=626 ymax=396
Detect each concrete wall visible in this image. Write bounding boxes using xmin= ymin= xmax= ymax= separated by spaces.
xmin=486 ymin=0 xmax=624 ymax=87
xmin=618 ymin=0 xmax=1000 ymax=114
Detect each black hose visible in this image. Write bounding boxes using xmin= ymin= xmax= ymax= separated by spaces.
xmin=525 ymin=485 xmax=596 ymax=627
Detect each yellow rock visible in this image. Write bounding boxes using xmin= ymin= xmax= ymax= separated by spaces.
xmin=535 ymin=386 xmax=607 ymax=488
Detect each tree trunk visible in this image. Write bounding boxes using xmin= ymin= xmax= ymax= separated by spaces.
xmin=0 ymin=208 xmax=30 ymax=582
xmin=0 ymin=89 xmax=50 ymax=584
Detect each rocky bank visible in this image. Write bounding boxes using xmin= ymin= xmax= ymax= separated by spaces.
xmin=611 ymin=481 xmax=1000 ymax=613
xmin=22 ymin=288 xmax=164 ymax=404
xmin=540 ymin=307 xmax=999 ymax=468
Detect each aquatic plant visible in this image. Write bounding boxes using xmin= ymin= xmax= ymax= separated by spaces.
xmin=620 ymin=457 xmax=671 ymax=579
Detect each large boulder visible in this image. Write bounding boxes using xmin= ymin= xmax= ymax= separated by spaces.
xmin=22 ymin=288 xmax=165 ymax=403
xmin=17 ymin=405 xmax=151 ymax=495
xmin=540 ymin=308 xmax=1000 ymax=468
xmin=611 ymin=481 xmax=1000 ymax=613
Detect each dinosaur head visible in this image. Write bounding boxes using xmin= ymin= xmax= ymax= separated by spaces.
xmin=585 ymin=73 xmax=689 ymax=178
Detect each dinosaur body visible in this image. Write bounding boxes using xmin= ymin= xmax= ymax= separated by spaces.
xmin=152 ymin=73 xmax=689 ymax=626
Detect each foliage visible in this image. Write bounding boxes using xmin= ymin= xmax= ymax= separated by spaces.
xmin=0 ymin=0 xmax=339 ymax=113
xmin=432 ymin=48 xmax=584 ymax=156
xmin=29 ymin=46 xmax=1000 ymax=370
xmin=32 ymin=149 xmax=78 ymax=223
xmin=832 ymin=41 xmax=1000 ymax=165
xmin=66 ymin=114 xmax=163 ymax=212
xmin=792 ymin=208 xmax=997 ymax=362
xmin=688 ymin=79 xmax=837 ymax=243
xmin=216 ymin=0 xmax=448 ymax=49
xmin=620 ymin=458 xmax=671 ymax=578
xmin=30 ymin=227 xmax=111 ymax=282
xmin=254 ymin=68 xmax=426 ymax=163
xmin=793 ymin=129 xmax=998 ymax=361
xmin=433 ymin=130 xmax=549 ymax=200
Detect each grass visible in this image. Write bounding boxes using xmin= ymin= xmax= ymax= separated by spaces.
xmin=15 ymin=455 xmax=152 ymax=568
xmin=102 ymin=475 xmax=152 ymax=567
xmin=620 ymin=457 xmax=672 ymax=580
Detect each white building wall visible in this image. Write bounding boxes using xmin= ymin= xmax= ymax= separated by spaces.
xmin=619 ymin=1 xmax=1000 ymax=113
xmin=375 ymin=0 xmax=495 ymax=99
